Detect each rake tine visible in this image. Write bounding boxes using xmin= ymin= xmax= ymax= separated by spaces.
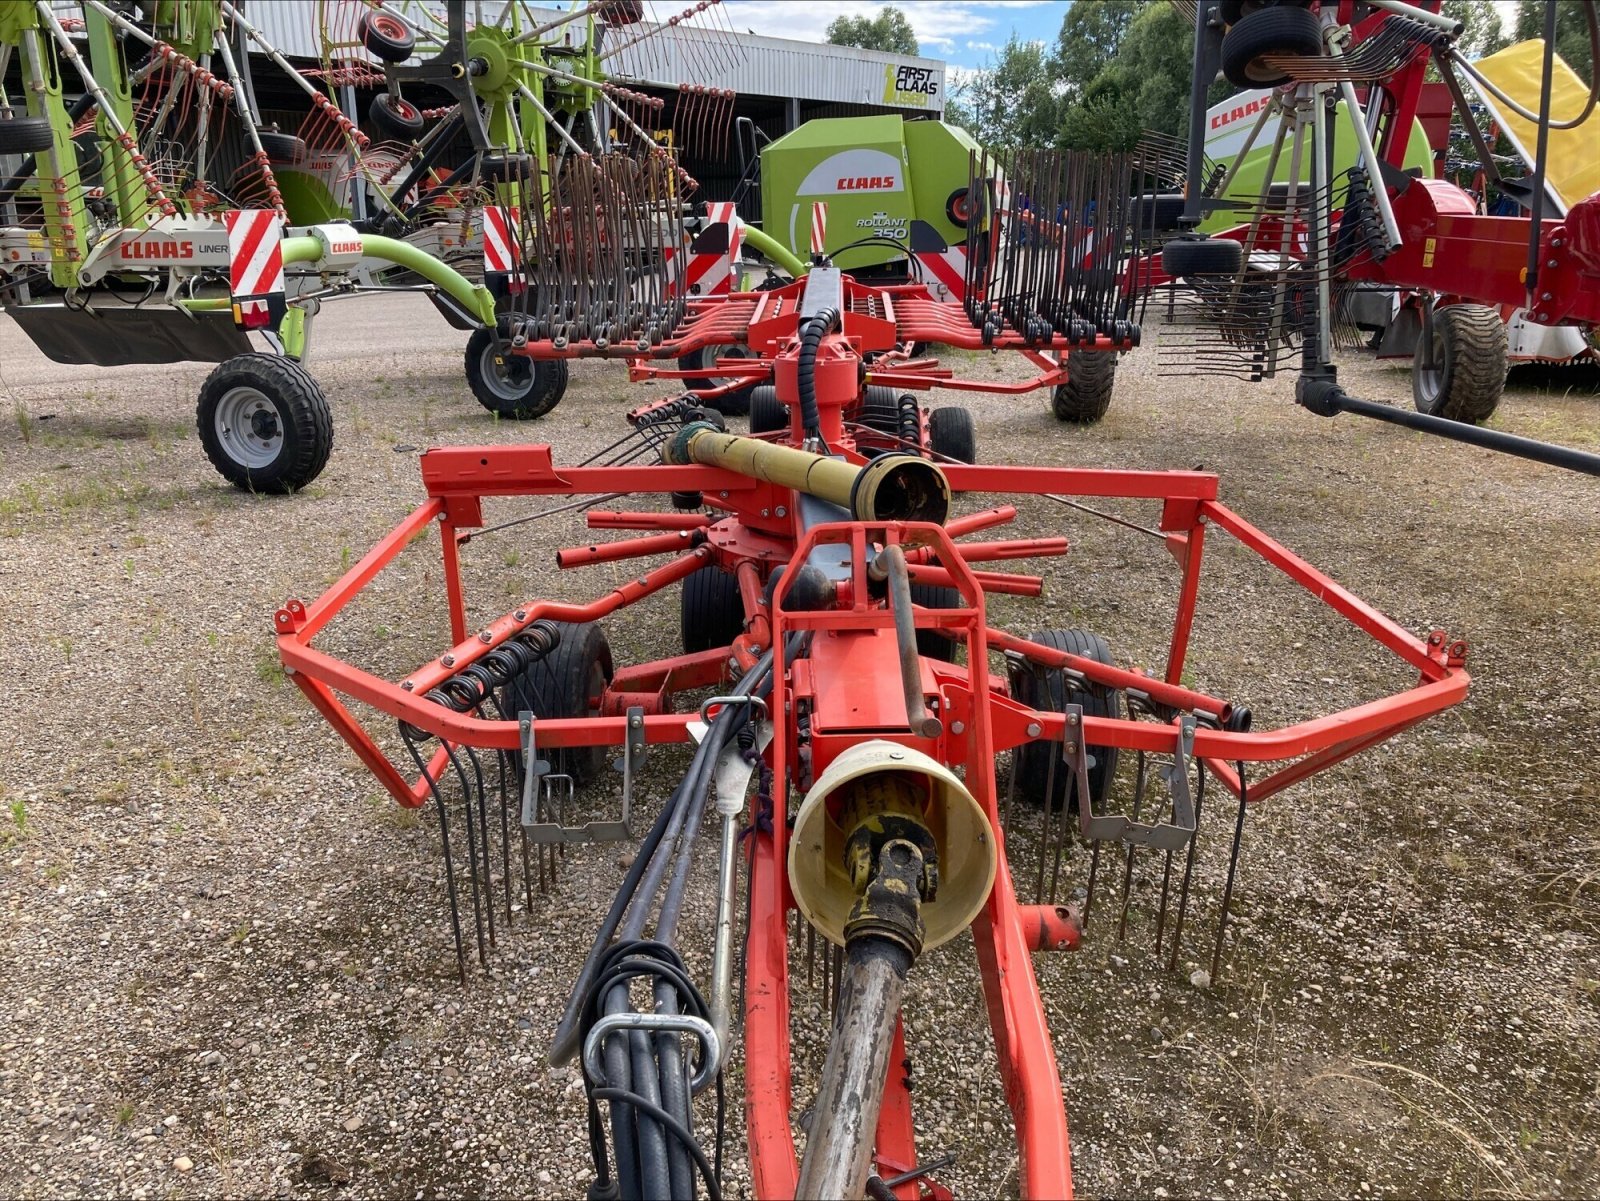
xmin=497 ymin=748 xmax=513 ymax=924
xmin=1210 ymin=762 xmax=1250 ymax=983
xmin=1116 ymin=750 xmax=1151 ymax=941
xmin=1165 ymin=758 xmax=1209 ymax=973
xmin=807 ymin=923 xmax=815 ymax=987
xmin=466 ymin=745 xmax=497 ymax=950
xmin=443 ymin=743 xmax=488 ymax=968
xmin=403 ymin=730 xmax=467 ymax=984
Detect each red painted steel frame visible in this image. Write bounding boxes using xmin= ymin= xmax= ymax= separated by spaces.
xmin=279 ymin=437 xmax=1468 ymax=1198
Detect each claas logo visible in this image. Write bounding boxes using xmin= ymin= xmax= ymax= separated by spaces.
xmin=836 ymin=175 xmax=896 ymax=191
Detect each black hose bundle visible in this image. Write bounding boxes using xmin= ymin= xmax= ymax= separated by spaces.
xmin=795 ymin=307 xmax=840 ymax=443
xmin=552 ymin=638 xmax=803 ymax=1200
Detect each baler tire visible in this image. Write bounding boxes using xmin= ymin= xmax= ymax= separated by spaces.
xmin=501 ymin=621 xmax=614 ymax=783
xmin=197 ymin=353 xmax=333 ymax=493
xmin=680 ymin=565 xmax=745 ymax=655
xmin=466 ymin=328 xmax=567 ymax=420
xmin=1010 ymin=629 xmax=1122 ymax=813
xmin=928 ymin=405 xmax=977 ymax=464
xmin=359 ymin=10 xmax=416 ymax=62
xmin=1220 ymin=4 xmax=1325 ymax=89
xmin=256 ymin=130 xmax=307 ymax=164
xmin=1053 ymin=350 xmax=1117 ymax=424
xmin=0 ymin=116 xmax=55 ymax=154
xmin=1412 ymin=303 xmax=1507 ymax=424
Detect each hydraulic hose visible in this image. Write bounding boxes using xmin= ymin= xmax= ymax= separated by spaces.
xmin=796 ymin=307 xmax=840 ymax=441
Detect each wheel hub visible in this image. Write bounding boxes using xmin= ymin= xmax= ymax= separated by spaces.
xmin=215 ymin=386 xmax=284 ymax=469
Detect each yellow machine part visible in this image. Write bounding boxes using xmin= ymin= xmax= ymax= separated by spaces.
xmin=1472 ymin=39 xmax=1599 ymax=210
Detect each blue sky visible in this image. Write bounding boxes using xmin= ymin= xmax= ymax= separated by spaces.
xmin=718 ymin=1 xmax=1070 ymax=68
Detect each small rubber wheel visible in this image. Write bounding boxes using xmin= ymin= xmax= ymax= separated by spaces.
xmin=479 ymin=153 xmax=534 ymax=184
xmin=369 ymin=93 xmax=424 ymax=142
xmin=1010 ymin=629 xmax=1122 ymax=813
xmin=910 ymin=583 xmax=961 ymax=662
xmin=927 ymin=406 xmax=977 ymax=464
xmin=678 ymin=343 xmax=758 ymax=417
xmin=1135 ymin=192 xmax=1187 ymax=234
xmin=1220 ymin=4 xmax=1324 ymax=89
xmin=597 ymin=0 xmax=647 ymax=21
xmin=748 ymin=384 xmax=788 ymax=435
xmin=1052 ymin=350 xmax=1117 ymax=424
xmin=499 ymin=621 xmax=613 ymax=783
xmin=680 ymin=565 xmax=745 ymax=655
xmin=0 ymin=116 xmax=54 ymax=154
xmin=360 ymin=10 xmax=415 ymax=63
xmin=256 ymin=129 xmax=306 ymax=164
xmin=1413 ymin=303 xmax=1507 ymax=424
xmin=197 ymin=353 xmax=333 ymax=493
xmin=465 ymin=327 xmax=567 ymax=420
xmin=944 ymin=187 xmax=973 ymax=228
xmin=1221 ymin=0 xmax=1311 ymax=27
xmin=1162 ymin=237 xmax=1244 ymax=278
xmin=857 ymin=385 xmax=910 ymax=439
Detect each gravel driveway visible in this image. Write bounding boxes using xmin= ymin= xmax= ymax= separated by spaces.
xmin=2 ymin=294 xmax=1597 ymax=1198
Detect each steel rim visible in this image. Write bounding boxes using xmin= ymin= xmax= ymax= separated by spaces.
xmin=480 ymin=339 xmax=535 ymax=402
xmin=214 ymin=385 xmax=283 ymax=469
xmin=1417 ymin=330 xmax=1445 ymax=405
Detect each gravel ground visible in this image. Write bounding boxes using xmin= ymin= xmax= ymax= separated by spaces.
xmin=2 ymin=293 xmax=1598 ymax=1199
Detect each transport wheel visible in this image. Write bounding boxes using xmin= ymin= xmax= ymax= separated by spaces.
xmin=678 ymin=344 xmax=758 ymax=417
xmin=369 ymin=93 xmax=424 ymax=141
xmin=256 ymin=129 xmax=307 ymax=164
xmin=465 ymin=327 xmax=568 ymax=420
xmin=479 ymin=152 xmax=534 ymax=184
xmin=748 ymin=385 xmax=788 ymax=434
xmin=1221 ymin=0 xmax=1308 ymax=26
xmin=927 ymin=405 xmax=977 ymax=463
xmin=1412 ymin=303 xmax=1506 ymax=424
xmin=0 ymin=116 xmax=54 ymax=154
xmin=857 ymin=386 xmax=910 ymax=440
xmin=680 ymin=565 xmax=746 ymax=655
xmin=1010 ymin=629 xmax=1122 ymax=813
xmin=1052 ymin=350 xmax=1117 ymax=424
xmin=197 ymin=353 xmax=333 ymax=493
xmin=500 ymin=621 xmax=613 ymax=783
xmin=1220 ymin=4 xmax=1325 ymax=89
xmin=910 ymin=583 xmax=961 ymax=662
xmin=1161 ymin=236 xmax=1244 ymax=278
xmin=359 ymin=9 xmax=415 ymax=62
xmin=597 ymin=0 xmax=647 ymax=23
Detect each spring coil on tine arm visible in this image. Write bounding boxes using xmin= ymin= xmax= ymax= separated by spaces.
xmin=399 ymin=620 xmax=562 ymax=738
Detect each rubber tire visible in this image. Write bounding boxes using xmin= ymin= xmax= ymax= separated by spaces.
xmin=748 ymin=385 xmax=787 ymax=435
xmin=928 ymin=406 xmax=977 ymax=464
xmin=598 ymin=0 xmax=647 ymax=21
xmin=360 ymin=10 xmax=415 ymax=63
xmin=1162 ymin=237 xmax=1244 ymax=278
xmin=1136 ymin=192 xmax=1187 ymax=234
xmin=1221 ymin=0 xmax=1311 ymax=26
xmin=678 ymin=344 xmax=757 ymax=417
xmin=197 ymin=353 xmax=334 ymax=494
xmin=1010 ymin=629 xmax=1122 ymax=813
xmin=1220 ymin=4 xmax=1324 ymax=89
xmin=910 ymin=583 xmax=960 ymax=662
xmin=1052 ymin=350 xmax=1117 ymax=424
xmin=0 ymin=116 xmax=54 ymax=154
xmin=1413 ymin=304 xmax=1507 ymax=424
xmin=255 ymin=129 xmax=306 ymax=164
xmin=465 ymin=327 xmax=568 ymax=420
xmin=369 ymin=93 xmax=424 ymax=142
xmin=499 ymin=621 xmax=613 ymax=783
xmin=680 ymin=565 xmax=745 ymax=655
xmin=480 ymin=153 xmax=534 ymax=185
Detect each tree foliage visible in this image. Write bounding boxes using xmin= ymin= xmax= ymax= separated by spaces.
xmin=824 ymin=7 xmax=919 ymax=57
xmin=1513 ymin=0 xmax=1594 ymax=85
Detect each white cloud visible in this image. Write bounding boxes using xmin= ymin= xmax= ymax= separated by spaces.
xmin=968 ymin=39 xmax=997 ymax=53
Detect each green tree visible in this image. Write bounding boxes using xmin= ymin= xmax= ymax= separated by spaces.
xmin=825 ymin=7 xmax=919 ymax=57
xmin=1428 ymin=1 xmax=1507 ymax=80
xmin=965 ymin=35 xmax=1060 ymax=148
xmin=1053 ymin=0 xmax=1140 ymax=99
xmin=1513 ymin=0 xmax=1593 ymax=84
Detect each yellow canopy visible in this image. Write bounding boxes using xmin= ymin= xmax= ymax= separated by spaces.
xmin=1470 ymin=39 xmax=1600 ymax=211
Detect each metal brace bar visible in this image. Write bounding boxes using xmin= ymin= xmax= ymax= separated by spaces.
xmin=517 ymin=706 xmax=645 ymax=844
xmin=582 ymin=1012 xmax=721 ymax=1094
xmin=1072 ymin=707 xmax=1198 ymax=851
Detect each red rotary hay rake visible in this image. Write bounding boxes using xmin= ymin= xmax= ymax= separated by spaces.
xmin=278 ymin=154 xmax=1470 ymax=1193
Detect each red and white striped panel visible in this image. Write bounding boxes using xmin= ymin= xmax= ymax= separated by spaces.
xmin=916 ymin=245 xmax=968 ymax=303
xmin=224 ymin=209 xmax=284 ymax=330
xmin=482 ymin=205 xmax=522 ymax=274
xmin=684 ymin=202 xmax=742 ymax=297
xmin=810 ymin=202 xmax=827 ymax=256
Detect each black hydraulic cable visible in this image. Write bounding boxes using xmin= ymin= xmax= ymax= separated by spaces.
xmin=795 ymin=308 xmax=840 ymax=443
